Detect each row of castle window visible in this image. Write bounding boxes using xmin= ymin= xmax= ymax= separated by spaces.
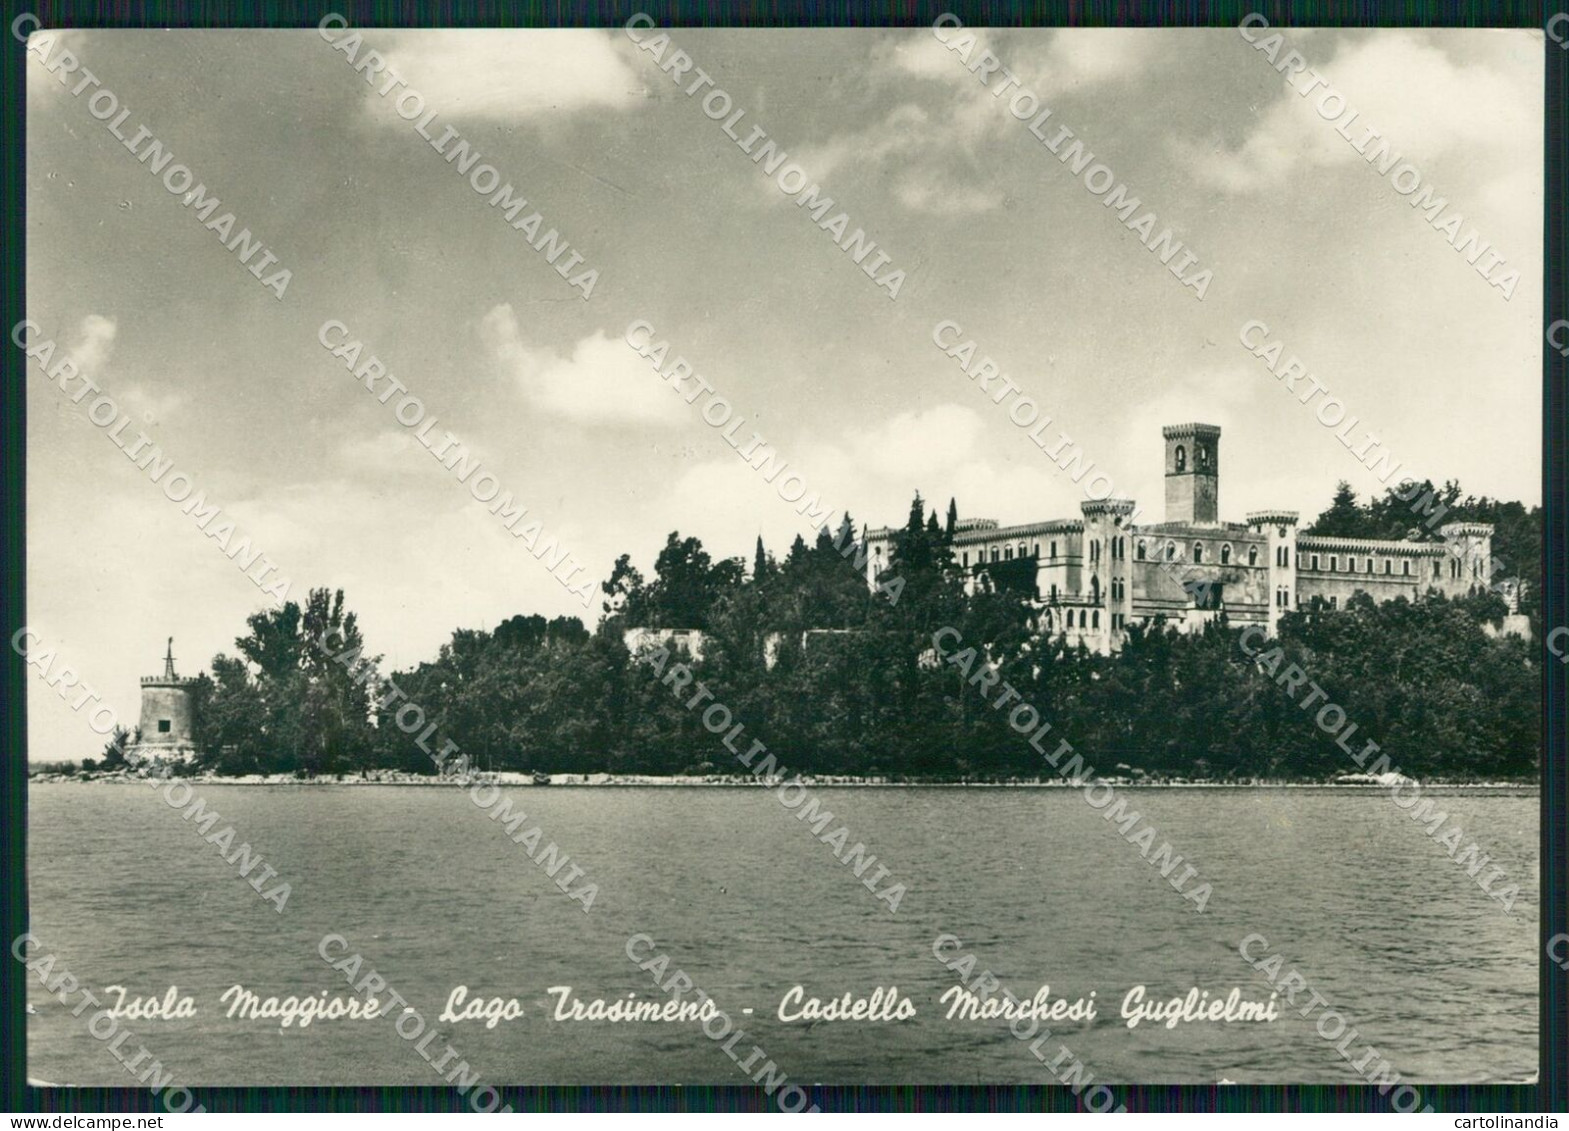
xmin=1048 ymin=579 xmax=1125 ymax=604
xmin=1045 ymin=582 xmax=1430 ymax=632
xmin=1134 ymin=539 xmax=1259 ymax=566
xmin=1043 ymin=608 xmax=1099 ymax=630
xmin=961 ymin=540 xmax=1054 ymax=567
xmin=1306 ymin=553 xmax=1421 ymax=577
xmin=961 ymin=540 xmax=1466 ymax=581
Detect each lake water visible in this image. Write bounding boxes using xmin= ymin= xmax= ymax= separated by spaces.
xmin=25 ymin=783 xmax=1538 ymax=1085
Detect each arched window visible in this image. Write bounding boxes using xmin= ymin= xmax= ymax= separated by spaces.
xmin=1174 ymin=444 xmax=1186 ymax=471
xmin=1196 ymin=444 xmax=1208 ymax=470
xmin=1079 ymin=609 xmax=1087 ymax=628
xmin=1049 ymin=584 xmax=1058 ymax=601
xmin=1091 ymin=576 xmax=1101 ymax=603
xmin=1248 ymin=546 xmax=1258 ymax=567
xmin=1018 ymin=541 xmax=1027 ymax=558
xmin=1004 ymin=546 xmax=1013 ymax=560
xmin=1221 ymin=543 xmax=1232 ymax=565
xmin=1050 ymin=541 xmax=1057 ymax=559
xmin=1092 ymin=610 xmax=1100 ymax=629
xmin=1033 ymin=542 xmax=1040 ymax=558
xmin=1193 ymin=542 xmax=1204 ymax=564
xmin=1166 ymin=541 xmax=1176 ymax=562
xmin=1136 ymin=539 xmax=1147 ymax=560
xmin=961 ymin=551 xmax=969 ymax=566
xmin=991 ymin=548 xmax=1000 ymax=562
xmin=1434 ymin=560 xmax=1442 ymax=578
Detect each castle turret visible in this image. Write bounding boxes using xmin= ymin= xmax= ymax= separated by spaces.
xmin=1248 ymin=511 xmax=1299 ymax=635
xmin=1437 ymin=522 xmax=1494 ymax=594
xmin=1164 ymin=423 xmax=1220 ymax=525
xmin=1081 ymin=498 xmax=1136 ymax=651
xmin=129 ymin=638 xmax=199 ymax=764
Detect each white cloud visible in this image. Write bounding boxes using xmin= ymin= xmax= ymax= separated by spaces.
xmin=895 ymin=179 xmax=1005 ymax=214
xmin=335 ymin=429 xmax=427 ymax=476
xmin=480 ymin=305 xmax=687 ymax=427
xmin=23 ymin=29 xmax=84 ymax=105
xmin=356 ymin=30 xmax=646 ymax=123
xmin=628 ymin=403 xmax=1082 ymax=567
xmin=1025 ymin=29 xmax=1169 ymax=94
xmin=873 ymin=28 xmax=1166 ymax=96
xmin=72 ymin=314 xmax=116 ymax=378
xmin=118 ymin=382 xmax=184 ymax=424
xmin=794 ymin=29 xmax=1167 ymax=218
xmin=1189 ymin=31 xmax=1538 ymax=195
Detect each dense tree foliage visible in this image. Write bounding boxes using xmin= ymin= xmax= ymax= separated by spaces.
xmin=178 ymin=491 xmax=1540 ymax=782
xmin=192 ymin=588 xmax=377 ymax=776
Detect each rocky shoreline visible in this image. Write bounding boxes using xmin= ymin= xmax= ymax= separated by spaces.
xmin=25 ymin=768 xmax=1538 ymax=789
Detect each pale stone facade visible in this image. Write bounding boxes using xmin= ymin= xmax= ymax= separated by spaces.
xmin=864 ymin=424 xmax=1507 ymax=655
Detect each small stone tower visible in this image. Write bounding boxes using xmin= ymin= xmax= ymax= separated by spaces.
xmin=1164 ymin=423 xmax=1221 ymax=525
xmin=129 ymin=638 xmax=199 ymax=763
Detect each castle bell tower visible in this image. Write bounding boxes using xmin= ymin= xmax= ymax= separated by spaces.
xmin=1163 ymin=423 xmax=1220 ymax=525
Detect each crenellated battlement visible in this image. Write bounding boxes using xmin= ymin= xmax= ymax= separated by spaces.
xmin=1247 ymin=510 xmax=1299 ymax=527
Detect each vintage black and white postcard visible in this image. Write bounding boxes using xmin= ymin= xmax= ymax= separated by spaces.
xmin=9 ymin=13 xmax=1559 ymax=1117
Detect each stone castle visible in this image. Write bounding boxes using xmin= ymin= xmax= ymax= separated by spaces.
xmin=863 ymin=423 xmax=1503 ymax=654
xmin=129 ymin=638 xmax=200 ymax=763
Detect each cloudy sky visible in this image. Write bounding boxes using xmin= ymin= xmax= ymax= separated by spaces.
xmin=25 ymin=26 xmax=1542 ymax=759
